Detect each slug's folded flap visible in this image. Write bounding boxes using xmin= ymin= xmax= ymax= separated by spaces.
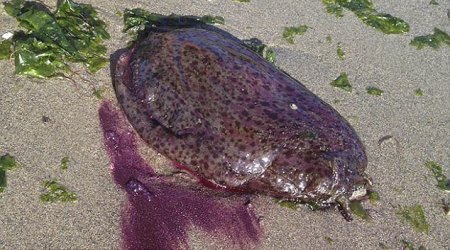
xmin=144 ymin=81 xmax=205 ymax=137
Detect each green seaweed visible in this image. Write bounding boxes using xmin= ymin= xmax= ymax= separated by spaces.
xmin=410 ymin=28 xmax=450 ymax=50
xmin=277 ymin=200 xmax=299 ymax=210
xmin=350 ymin=201 xmax=371 ymax=221
xmin=368 ymin=191 xmax=380 ymax=203
xmin=425 ymin=161 xmax=450 ymax=192
xmin=282 ymin=25 xmax=309 ymax=44
xmin=398 ymin=205 xmax=430 ymax=233
xmin=243 ymin=38 xmax=276 ymax=64
xmin=401 ymin=240 xmax=414 ymax=250
xmin=326 ymin=35 xmax=332 ymax=43
xmin=275 ymin=199 xmax=320 ymax=211
xmin=123 ymin=9 xmax=224 ymax=44
xmin=429 ymin=0 xmax=439 ymax=5
xmin=199 ymin=15 xmax=225 ymax=25
xmin=337 ymin=43 xmax=345 ymax=60
xmin=366 ymin=86 xmax=384 ymax=96
xmin=322 ymin=0 xmax=409 ymax=34
xmin=414 ymin=88 xmax=424 ymax=96
xmin=0 ymin=154 xmax=19 ymax=193
xmin=0 ymin=170 xmax=6 ymax=193
xmin=93 ymin=86 xmax=106 ymax=99
xmin=234 ymin=0 xmax=251 ymax=3
xmin=1 ymin=0 xmax=110 ymax=78
xmin=40 ymin=179 xmax=77 ymax=203
xmin=60 ymin=156 xmax=69 ymax=170
xmin=330 ymin=72 xmax=352 ymax=92
xmin=0 ymin=39 xmax=12 ymax=60
xmin=0 ymin=154 xmax=18 ymax=171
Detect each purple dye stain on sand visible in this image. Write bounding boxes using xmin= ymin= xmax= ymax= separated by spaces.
xmin=99 ymin=101 xmax=261 ymax=249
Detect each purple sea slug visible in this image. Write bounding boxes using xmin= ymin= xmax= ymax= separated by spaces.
xmin=113 ymin=24 xmax=371 ymax=221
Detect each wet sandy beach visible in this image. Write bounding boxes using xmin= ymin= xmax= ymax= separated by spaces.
xmin=0 ymin=0 xmax=449 ymax=249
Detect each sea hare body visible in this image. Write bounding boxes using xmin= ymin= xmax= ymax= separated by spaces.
xmin=114 ymin=27 xmax=370 ymax=220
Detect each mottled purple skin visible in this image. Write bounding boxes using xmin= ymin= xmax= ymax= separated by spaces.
xmin=99 ymin=102 xmax=261 ymax=249
xmin=114 ymin=28 xmax=371 ymax=220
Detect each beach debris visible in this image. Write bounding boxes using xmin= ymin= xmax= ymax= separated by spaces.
xmin=2 ymin=32 xmax=14 ymax=40
xmin=398 ymin=204 xmax=430 ymax=233
xmin=60 ymin=156 xmax=69 ymax=171
xmin=337 ymin=43 xmax=345 ymax=60
xmin=282 ymin=25 xmax=309 ymax=44
xmin=41 ymin=115 xmax=51 ymax=123
xmin=324 ymin=236 xmax=333 ymax=245
xmin=330 ymin=72 xmax=352 ymax=92
xmin=377 ymin=135 xmax=398 ymax=147
xmin=366 ymin=86 xmax=384 ymax=96
xmin=378 ymin=242 xmax=389 ymax=249
xmin=0 ymin=154 xmax=19 ymax=193
xmin=322 ymin=0 xmax=410 ymax=34
xmin=442 ymin=199 xmax=450 ymax=217
xmin=1 ymin=0 xmax=110 ymax=78
xmin=349 ymin=200 xmax=371 ymax=221
xmin=410 ymin=28 xmax=450 ymax=50
xmin=401 ymin=240 xmax=426 ymax=250
xmin=414 ymin=88 xmax=424 ymax=96
xmin=425 ymin=161 xmax=450 ymax=192
xmin=243 ymin=38 xmax=276 ymax=64
xmin=40 ymin=179 xmax=77 ymax=203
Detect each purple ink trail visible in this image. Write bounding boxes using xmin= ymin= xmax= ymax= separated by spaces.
xmin=99 ymin=101 xmax=262 ymax=249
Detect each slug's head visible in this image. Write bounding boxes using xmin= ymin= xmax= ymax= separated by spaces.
xmin=262 ymin=148 xmax=371 ymax=221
